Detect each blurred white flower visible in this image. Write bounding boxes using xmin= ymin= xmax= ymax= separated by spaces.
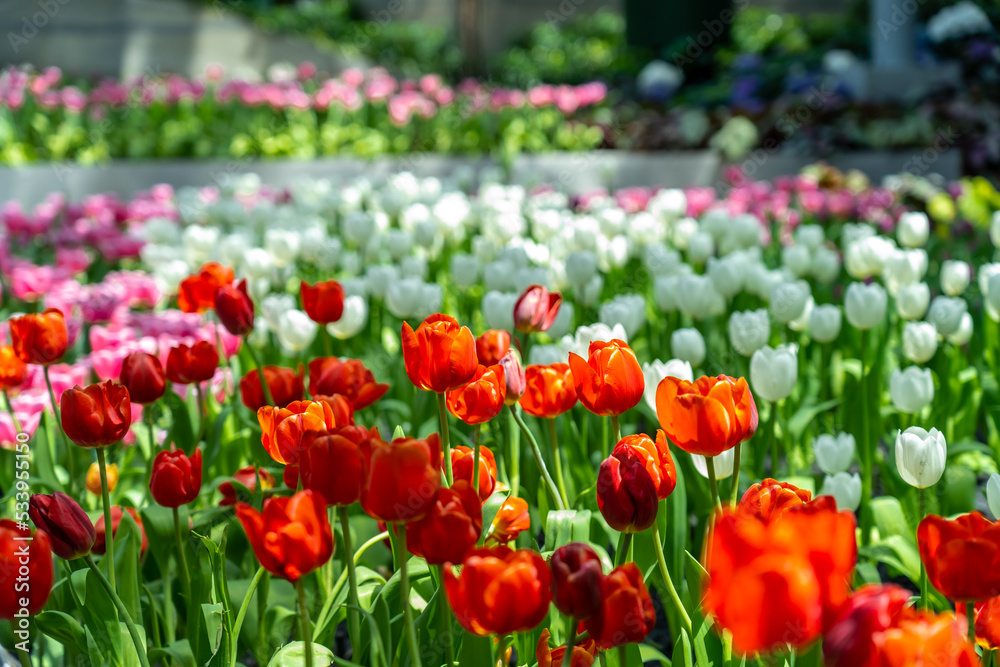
xmin=692 ymin=447 xmax=735 ymax=479
xmin=890 ymin=367 xmax=935 ymax=414
xmin=707 ymin=254 xmax=746 ymax=298
xmin=482 ymin=291 xmax=518 ymax=331
xmin=813 ymin=433 xmax=855 ymax=475
xmin=782 ymin=245 xmax=812 ymax=278
xmin=561 ymin=323 xmax=629 ymax=359
xmin=897 ymin=212 xmax=929 ymax=248
xmin=902 ymin=321 xmax=938 ymax=364
xmin=671 ymin=328 xmax=705 ymax=367
xmin=642 ymin=359 xmax=694 ymax=412
xmin=940 ymin=260 xmax=971 ymax=296
xmin=896 ymin=282 xmax=930 ymax=321
xmin=809 ymin=304 xmax=842 ymax=343
xmin=729 ymin=309 xmax=770 ymax=357
xmin=795 ymin=225 xmax=825 ymax=250
xmin=812 ymin=246 xmax=841 ymax=284
xmin=366 ymin=265 xmax=399 ymax=300
xmin=845 ymin=282 xmax=887 ymax=330
xmin=750 ymin=344 xmax=798 ymax=402
xmin=947 ymin=312 xmax=974 ymax=346
xmin=819 ymin=472 xmax=861 ymax=512
xmin=565 ymin=250 xmax=599 ymax=286
xmin=451 ymin=254 xmax=480 ymax=288
xmin=770 ymin=280 xmax=811 ymax=324
xmin=599 ymin=295 xmax=647 ymax=339
xmin=276 ymin=309 xmax=318 ymax=353
xmin=327 ymin=296 xmax=368 ymax=339
xmin=926 ymin=296 xmax=968 ymax=337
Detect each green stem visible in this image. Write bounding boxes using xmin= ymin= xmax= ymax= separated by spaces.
xmin=173 ymin=507 xmax=192 ymax=607
xmin=548 ymin=418 xmax=570 ymax=509
xmin=651 ymin=520 xmax=693 ymax=637
xmin=472 ymin=423 xmax=482 ymax=493
xmin=729 ymin=442 xmax=742 ymax=505
xmin=85 ymin=555 xmax=152 ymax=667
xmin=438 ymin=565 xmax=456 ymax=667
xmin=560 ymin=617 xmax=578 ymax=667
xmin=614 ymin=531 xmax=633 ymax=568
xmin=337 ymin=506 xmax=362 ymax=658
xmin=296 ymin=579 xmax=314 ymax=667
xmin=96 ymin=447 xmax=116 ymax=592
xmin=396 ymin=527 xmax=423 ymax=667
xmin=508 ymin=412 xmax=520 ymax=497
xmin=859 ymin=329 xmax=873 ymax=548
xmin=919 ymin=487 xmax=929 ymax=610
xmin=768 ymin=401 xmax=778 ymax=477
xmin=438 ymin=392 xmax=453 ymax=485
xmin=144 ymin=405 xmax=157 ymax=493
xmin=15 ymin=644 xmax=30 ymax=667
xmin=163 ymin=554 xmax=175 ymax=643
xmin=496 ymin=634 xmax=511 ymax=667
xmin=968 ymin=598 xmax=977 ymax=643
xmin=44 ymin=365 xmax=73 ymax=489
xmin=230 ymin=566 xmax=265 ymax=667
xmin=610 ymin=414 xmax=621 ymax=444
xmin=618 ymin=646 xmax=627 ymax=667
xmin=313 ymin=531 xmax=389 ymax=638
xmin=509 ymin=406 xmax=565 ymax=511
xmin=256 ymin=572 xmax=270 ymax=663
xmin=3 ymin=391 xmax=21 ymax=434
xmin=706 ymin=455 xmax=721 ymax=509
xmin=245 ymin=343 xmax=274 ymax=407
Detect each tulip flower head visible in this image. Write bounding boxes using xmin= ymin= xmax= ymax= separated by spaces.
xmin=298 ymin=425 xmax=374 ymax=507
xmin=119 ymin=352 xmax=166 ymax=404
xmin=513 ymin=284 xmax=562 ymax=334
xmin=60 ymin=380 xmax=132 ymax=448
xmin=583 ymin=562 xmax=656 ymax=649
xmin=235 ymin=489 xmax=334 ymax=581
xmin=737 ymin=478 xmax=812 ymax=522
xmin=258 ymin=398 xmax=354 ymax=465
xmin=596 ymin=440 xmax=659 ymax=533
xmin=86 ymin=461 xmax=118 ymax=495
xmin=359 ymin=433 xmax=442 ymax=523
xmin=178 ymin=262 xmax=234 ymax=313
xmin=28 ymin=492 xmax=95 ymax=560
xmin=219 ymin=466 xmax=276 ymax=506
xmin=550 ymin=542 xmax=605 ymax=620
xmin=401 ymin=313 xmax=478 ymax=393
xmin=214 ymin=279 xmax=255 ymax=336
xmin=656 ymin=374 xmax=758 ymax=457
xmin=165 ymin=341 xmax=219 ymax=385
xmin=150 ymin=447 xmax=203 ymax=507
xmin=307 ymin=357 xmax=389 ymax=410
xmin=300 ymin=279 xmax=345 ymax=324
xmin=405 ymin=480 xmax=482 ymax=565
xmin=475 ymin=329 xmax=511 ymax=365
xmin=536 ymin=629 xmax=598 ymax=667
xmin=10 ymin=308 xmax=68 ymax=365
xmin=0 ymin=345 xmax=28 ymax=390
xmin=568 ymin=339 xmax=644 ymax=417
xmin=895 ymin=426 xmax=946 ymax=489
xmin=918 ymin=512 xmax=1000 ymax=602
xmin=487 ymin=497 xmax=530 ymax=546
xmin=451 ymin=444 xmax=497 ymax=502
xmin=446 ymin=364 xmax=506 ymax=425
xmin=497 ymin=349 xmax=526 ymax=405
xmin=521 ymin=362 xmax=578 ymax=418
xmin=239 ymin=365 xmax=304 ymax=411
xmin=0 ymin=520 xmax=52 ymax=618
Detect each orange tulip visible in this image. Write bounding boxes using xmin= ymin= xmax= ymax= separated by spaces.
xmin=475 ymin=329 xmax=511 ymax=365
xmin=359 ymin=433 xmax=442 ymax=523
xmin=738 ymin=478 xmax=812 ymax=522
xmin=446 ymin=364 xmax=506 ymax=425
xmin=257 ymin=399 xmax=354 ymax=465
xmin=177 ymin=262 xmax=234 ymax=313
xmin=568 ymin=340 xmax=644 ymax=417
xmin=10 ymin=308 xmax=68 ymax=365
xmin=486 ymin=497 xmax=530 ymax=546
xmin=307 ymin=357 xmax=388 ymax=411
xmin=520 ymin=363 xmax=578 ymax=418
xmin=0 ymin=345 xmax=27 ymax=390
xmin=918 ymin=512 xmax=1000 ymax=602
xmin=536 ymin=629 xmax=598 ymax=667
xmin=444 ymin=546 xmax=552 ymax=636
xmin=401 ymin=314 xmax=478 ymax=393
xmin=405 ymin=480 xmax=482 ymax=565
xmin=451 ymin=444 xmax=497 ymax=503
xmin=300 ymin=279 xmax=345 ymax=324
xmin=878 ymin=611 xmax=979 ymax=667
xmin=656 ymin=374 xmax=758 ymax=457
xmin=0 ymin=521 xmax=52 ymax=618
xmin=704 ymin=502 xmax=857 ymax=654
xmin=235 ymin=489 xmax=334 ymax=581
xmin=583 ymin=563 xmax=656 ymax=649
xmin=86 ymin=461 xmax=118 ymax=495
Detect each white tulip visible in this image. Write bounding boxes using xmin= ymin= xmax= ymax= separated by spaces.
xmin=416 ymin=283 xmax=443 ymax=319
xmin=987 ymin=473 xmax=1000 ymax=520
xmin=729 ymin=309 xmax=771 ymax=357
xmin=903 ymin=322 xmax=939 ymax=364
xmin=451 ymin=254 xmax=480 ymax=288
xmin=264 ymin=229 xmax=301 ymax=267
xmin=896 ymin=282 xmax=930 ymax=320
xmin=845 ymin=282 xmax=887 ymax=330
xmin=340 ymin=250 xmax=361 ymax=276
xmin=812 ymin=246 xmax=841 ymax=284
xmin=890 ymin=366 xmax=935 ymax=414
xmin=400 ymin=255 xmax=429 ymax=281
xmin=770 ymin=280 xmax=811 ymax=324
xmin=940 ymin=260 xmax=970 ymax=296
xmin=565 ymin=251 xmax=599 ymax=286
xmin=342 ymin=211 xmax=376 ymax=245
xmin=580 ymin=275 xmax=604 ymax=308
xmin=654 ymin=275 xmax=681 ymax=313
xmin=561 ymin=323 xmax=629 ymax=359
xmin=813 ymin=433 xmax=855 ymax=474
xmin=788 ymin=297 xmax=814 ymax=333
xmin=482 ymin=291 xmax=518 ymax=331
xmin=648 ymin=188 xmax=687 ymax=220
xmin=819 ymin=472 xmax=861 ymax=512
xmin=276 ymin=309 xmax=318 ymax=353
xmin=366 ymin=265 xmax=399 ymax=300
xmin=220 ymin=234 xmax=252 ymax=269
xmin=987 ymin=273 xmax=1000 ymax=322
xmin=895 ymin=427 xmax=947 ymax=488
xmin=385 ymin=278 xmax=425 ymax=319
xmin=883 ymin=249 xmax=928 ymax=296
xmin=732 ymin=214 xmax=762 ymax=248
xmin=599 ymin=295 xmax=647 ymax=339
xmin=750 ymin=344 xmax=798 ymax=402
xmin=897 ymin=212 xmax=930 ymax=247
xmin=692 ymin=448 xmax=735 ymax=479
xmin=782 ymin=245 xmax=812 ymax=278
xmin=671 ymin=328 xmax=706 ymax=367
xmin=327 ymin=296 xmax=368 ymax=339
xmin=687 ymin=231 xmax=715 ymax=265
xmin=947 ymin=312 xmax=974 ymax=346
xmin=845 ymin=236 xmax=894 ymax=279
xmin=795 ymin=224 xmax=825 ymax=250
xmin=643 ymin=245 xmax=682 ymax=276
xmin=707 ymin=254 xmax=746 ymax=298
xmin=676 ymin=275 xmax=720 ymax=320
xmin=642 ymin=359 xmax=694 ymax=412
xmin=672 ymin=217 xmax=699 ymax=250
xmin=483 ymin=260 xmax=515 ymax=293
xmin=183 ymin=225 xmax=220 ymax=265
xmin=926 ymin=296 xmax=968 ymax=337
xmin=529 ymin=344 xmax=568 ymax=366
xmin=386 ymin=229 xmax=414 ymax=260
xmin=810 ymin=304 xmax=842 ymax=343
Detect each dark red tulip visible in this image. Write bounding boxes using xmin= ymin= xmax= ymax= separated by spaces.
xmin=215 ymin=279 xmax=254 ymax=337
xmin=300 ymin=279 xmax=345 ymax=324
xmin=29 ymin=492 xmax=95 ymax=560
xmin=119 ymin=352 xmax=166 ymax=405
xmin=551 ymin=542 xmax=605 ymax=620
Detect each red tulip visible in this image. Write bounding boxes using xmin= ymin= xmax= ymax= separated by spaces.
xmin=583 ymin=563 xmax=656 ymax=649
xmin=0 ymin=520 xmax=52 ymax=619
xmin=918 ymin=512 xmax=1000 ymax=602
xmin=451 ymin=444 xmax=498 ymax=503
xmin=300 ymin=279 xmax=345 ymax=324
xmin=239 ymin=365 xmax=304 ymax=411
xmin=307 ymin=357 xmax=389 ymax=410
xmin=165 ymin=341 xmax=219 ymax=384
xmin=656 ymin=374 xmax=758 ymax=457
xmin=119 ymin=352 xmax=166 ymax=405
xmin=568 ymin=340 xmax=644 ymax=417
xmin=219 ymin=466 xmax=275 ymax=507
xmin=521 ymin=363 xmax=577 ymax=418
xmin=178 ymin=262 xmax=234 ymax=314
xmin=401 ymin=314 xmax=477 ymax=393
xmin=619 ymin=431 xmax=677 ymax=501
xmin=738 ymin=478 xmax=812 ymax=523
xmin=406 ymin=480 xmax=482 ymax=565
xmin=596 ymin=442 xmax=659 ymax=533
xmin=214 ymin=279 xmax=254 ymax=337
xmin=445 ymin=546 xmax=552 ymax=635
xmin=299 ymin=425 xmax=376 ymax=507
xmin=257 ymin=398 xmax=354 ymax=465
xmin=235 ymin=489 xmax=334 ymax=581
xmin=551 ymin=542 xmax=605 ymax=620
xmin=29 ymin=492 xmax=95 ymax=560
xmin=93 ymin=507 xmax=148 ymax=556
xmin=824 ymin=584 xmax=913 ymax=667
xmin=959 ymin=596 xmax=1000 ymax=649
xmin=60 ymin=380 xmax=132 ymax=448
xmin=513 ymin=284 xmax=561 ymax=334
xmin=359 ymin=433 xmax=442 ymax=523
xmin=536 ymin=629 xmax=598 ymax=667
xmin=10 ymin=308 xmax=68 ymax=365
xmin=446 ymin=364 xmax=506 ymax=425
xmin=150 ymin=448 xmax=203 ymax=508
xmin=486 ymin=497 xmax=530 ymax=546
xmin=498 ymin=349 xmax=525 ymax=405
xmin=0 ymin=345 xmax=27 ymax=390
xmin=475 ymin=329 xmax=511 ymax=365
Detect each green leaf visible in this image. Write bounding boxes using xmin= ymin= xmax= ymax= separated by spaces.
xmin=163 ymin=390 xmax=195 ymax=454
xmin=200 ymin=602 xmax=226 ymax=663
xmin=639 ymin=643 xmax=673 ymax=666
xmin=113 ymin=509 xmax=144 ymax=626
xmin=870 ymin=496 xmax=913 ymax=540
xmin=35 ymin=610 xmax=86 ymax=653
xmin=544 ymin=509 xmax=591 ymax=551
xmin=266 ymin=641 xmax=335 ymax=667
xmin=458 ymin=630 xmax=493 ymax=666
xmin=148 ymin=640 xmax=197 ymax=667
xmin=480 ymin=489 xmax=511 ymax=542
xmin=788 ymin=398 xmax=842 ymax=438
xmin=678 ymin=629 xmax=694 ymax=667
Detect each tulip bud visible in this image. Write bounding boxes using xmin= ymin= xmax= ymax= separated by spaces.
xmin=596 ymin=445 xmax=658 ymax=533
xmin=150 ymin=448 xmax=203 ymax=508
xmin=845 ymin=282 xmax=887 ymax=330
xmin=890 ymin=367 xmax=935 ymax=414
xmin=498 ymin=349 xmax=525 ymax=405
xmin=809 ymin=304 xmax=842 ymax=343
xmin=940 ymin=260 xmax=970 ymax=296
xmin=926 ymin=296 xmax=967 ymax=337
xmin=988 ymin=473 xmax=1000 ymax=520
xmin=29 ymin=492 xmax=96 ymax=560
xmin=513 ymin=284 xmax=562 ymax=334
xmin=902 ymin=321 xmax=938 ymax=364
xmin=897 ymin=211 xmax=929 ymax=247
xmin=550 ymin=542 xmax=605 ymax=620
xmin=119 ymin=352 xmax=166 ymax=405
xmin=215 ymin=279 xmax=255 ymax=336
xmin=86 ymin=461 xmax=118 ymax=495
xmin=812 ymin=433 xmax=855 ymax=475
xmin=819 ymin=472 xmax=861 ymax=512
xmin=728 ymin=308 xmax=770 ymax=357
xmin=896 ymin=282 xmax=930 ymax=320
xmin=670 ymin=328 xmax=706 ymax=367
xmin=749 ymin=344 xmax=798 ymax=403
xmin=476 ymin=329 xmax=511 ymax=366
xmin=895 ymin=427 xmax=946 ymax=489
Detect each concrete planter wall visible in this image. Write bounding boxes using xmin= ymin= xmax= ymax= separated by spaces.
xmin=0 ymin=149 xmax=962 ymax=206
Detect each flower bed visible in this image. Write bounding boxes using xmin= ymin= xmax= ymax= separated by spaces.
xmin=4 ymin=165 xmax=1000 ymax=666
